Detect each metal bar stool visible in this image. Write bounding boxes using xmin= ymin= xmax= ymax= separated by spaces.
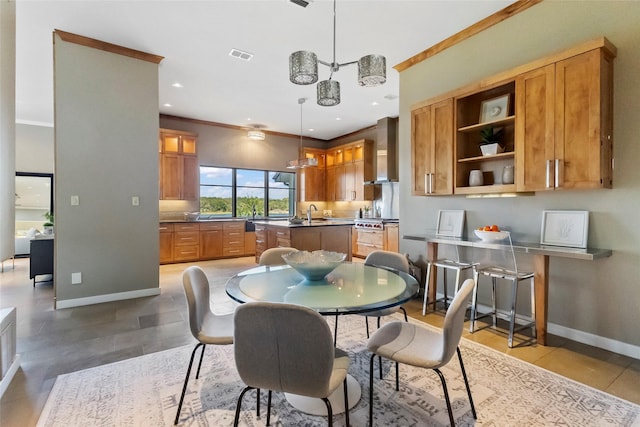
xmin=469 ymin=232 xmax=536 ymax=348
xmin=422 ymin=253 xmax=477 ymax=315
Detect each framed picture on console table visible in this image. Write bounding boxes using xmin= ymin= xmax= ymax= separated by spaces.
xmin=540 ymin=210 xmax=589 ymax=248
xmin=436 ymin=210 xmax=465 ymax=237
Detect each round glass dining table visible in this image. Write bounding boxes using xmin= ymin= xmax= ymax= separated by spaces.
xmin=225 ymin=262 xmax=420 ymax=315
xmin=225 ymin=261 xmax=420 ymax=416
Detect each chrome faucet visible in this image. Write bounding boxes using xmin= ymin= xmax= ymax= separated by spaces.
xmin=307 ymin=204 xmax=318 ymax=222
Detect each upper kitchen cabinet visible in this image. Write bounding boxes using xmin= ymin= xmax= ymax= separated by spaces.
xmin=324 ymin=140 xmax=374 ymax=202
xmin=159 ymin=129 xmax=198 ymax=200
xmin=299 ymin=148 xmax=326 ymax=202
xmin=411 ymin=98 xmax=454 ymax=196
xmin=516 ymin=48 xmax=615 ymax=191
xmin=410 ymin=37 xmax=616 ymax=196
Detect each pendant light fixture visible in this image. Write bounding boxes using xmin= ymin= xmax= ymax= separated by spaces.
xmin=286 ymin=98 xmax=318 ymax=169
xmin=288 ymin=0 xmax=386 ymax=106
xmin=247 ymin=125 xmax=266 ymax=140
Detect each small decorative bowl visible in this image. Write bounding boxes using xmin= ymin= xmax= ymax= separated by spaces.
xmin=282 ymin=250 xmax=346 ymax=281
xmin=288 ymin=217 xmax=304 ymax=224
xmin=474 ymin=229 xmax=510 ymax=242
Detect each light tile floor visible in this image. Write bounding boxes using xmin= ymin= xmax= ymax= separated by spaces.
xmin=0 ymin=256 xmax=638 ymax=427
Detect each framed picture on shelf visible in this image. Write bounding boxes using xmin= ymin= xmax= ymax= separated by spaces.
xmin=436 ymin=210 xmax=465 ymax=237
xmin=479 ymin=94 xmax=510 ymax=123
xmin=540 ymin=210 xmax=589 ymax=248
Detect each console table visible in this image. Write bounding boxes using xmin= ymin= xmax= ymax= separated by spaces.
xmin=404 ymin=233 xmax=612 ymax=345
xmin=30 ymin=237 xmax=53 ymax=286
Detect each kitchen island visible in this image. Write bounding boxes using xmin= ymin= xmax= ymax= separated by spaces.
xmin=253 ymin=219 xmax=354 ymax=263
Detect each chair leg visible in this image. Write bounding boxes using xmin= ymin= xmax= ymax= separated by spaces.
xmin=233 ymin=385 xmax=253 ymax=427
xmin=365 ymin=316 xmax=370 ymax=338
xmin=508 ymin=278 xmax=518 ymax=348
xmin=174 ymin=342 xmax=204 ymax=425
xmin=470 ymin=270 xmax=479 ymax=333
xmin=256 ymin=388 xmax=260 ymax=418
xmin=343 ymin=377 xmax=350 ymax=427
xmin=266 ymin=390 xmax=272 ymax=426
xmin=395 ymin=361 xmax=399 ymax=391
xmin=195 ymin=344 xmax=206 ymax=379
xmin=434 ymin=368 xmax=456 ymax=427
xmin=422 ymin=263 xmax=432 ymax=315
xmin=369 ymin=353 xmax=376 ymax=427
xmin=400 ymin=306 xmax=408 ymax=322
xmin=321 ymin=397 xmax=334 ymax=427
xmin=334 ymin=314 xmax=339 ymax=346
xmin=530 ymin=277 xmax=537 ymax=340
xmin=491 ymin=277 xmax=498 ymax=327
xmin=457 ymin=347 xmax=477 ymax=419
xmin=443 ymin=268 xmax=449 ymax=308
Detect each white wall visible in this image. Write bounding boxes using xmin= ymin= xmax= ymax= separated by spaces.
xmin=398 ymin=1 xmax=640 ymax=353
xmin=53 ymin=33 xmax=160 ymax=306
xmin=15 ymin=123 xmax=53 ymax=173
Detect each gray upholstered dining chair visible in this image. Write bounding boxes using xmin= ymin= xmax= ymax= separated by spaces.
xmin=359 ymin=250 xmax=410 ymax=337
xmin=174 ymin=266 xmax=234 ymax=425
xmin=258 ymin=247 xmax=298 ymax=266
xmin=367 ymin=278 xmax=477 ymax=427
xmin=232 ymin=301 xmax=350 ymax=427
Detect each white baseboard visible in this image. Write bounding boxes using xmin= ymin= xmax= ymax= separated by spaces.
xmin=55 ymin=288 xmax=161 ymax=309
xmin=0 ymin=354 xmax=20 ymax=399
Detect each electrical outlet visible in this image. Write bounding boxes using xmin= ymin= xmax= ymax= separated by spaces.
xmin=71 ymin=272 xmax=82 ymax=284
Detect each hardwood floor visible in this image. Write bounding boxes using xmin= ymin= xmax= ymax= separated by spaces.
xmin=0 ymin=256 xmax=638 ymax=426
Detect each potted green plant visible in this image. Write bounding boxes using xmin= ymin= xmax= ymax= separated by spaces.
xmin=43 ymin=211 xmax=54 ymax=235
xmin=479 ymin=126 xmax=505 ymax=156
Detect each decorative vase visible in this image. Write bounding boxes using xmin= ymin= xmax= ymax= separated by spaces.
xmin=502 ymin=165 xmax=514 ymax=184
xmin=469 ymin=170 xmax=484 ymax=187
xmin=480 ymin=143 xmax=505 ymax=156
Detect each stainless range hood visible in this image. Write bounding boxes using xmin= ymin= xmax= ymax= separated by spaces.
xmin=368 ymin=117 xmax=398 ymax=184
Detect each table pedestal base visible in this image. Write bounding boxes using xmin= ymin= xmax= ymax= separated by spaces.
xmin=285 ymin=374 xmax=361 ymax=415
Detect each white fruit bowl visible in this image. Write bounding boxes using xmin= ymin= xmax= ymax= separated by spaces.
xmin=474 ymin=229 xmax=510 ymax=242
xmin=282 ymin=250 xmax=346 ymax=281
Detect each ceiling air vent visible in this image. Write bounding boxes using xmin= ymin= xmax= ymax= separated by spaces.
xmin=229 ymin=48 xmax=254 ymax=61
xmin=290 ymin=0 xmax=312 ymax=8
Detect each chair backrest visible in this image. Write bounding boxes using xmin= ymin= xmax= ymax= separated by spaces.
xmin=259 ymin=247 xmax=298 ymax=266
xmin=473 ymin=231 xmax=521 ymax=274
xmin=182 ymin=266 xmax=213 ymax=339
xmin=440 ymin=279 xmax=475 ymax=363
xmin=364 ymin=250 xmax=409 ymax=273
xmin=234 ymin=302 xmax=336 ymax=398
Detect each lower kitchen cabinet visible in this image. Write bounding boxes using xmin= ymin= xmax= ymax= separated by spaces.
xmin=160 ymin=220 xmax=252 ymax=264
xmin=352 ymin=224 xmax=399 ymax=258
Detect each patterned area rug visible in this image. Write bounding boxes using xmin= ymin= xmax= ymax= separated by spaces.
xmin=37 ymin=314 xmax=640 ymax=426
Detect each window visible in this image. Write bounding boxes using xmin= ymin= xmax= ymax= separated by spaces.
xmin=199 ymin=167 xmax=295 ymax=218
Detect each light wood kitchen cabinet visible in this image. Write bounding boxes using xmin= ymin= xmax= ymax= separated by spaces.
xmin=159 ymin=129 xmax=198 ymax=200
xmin=199 ymin=222 xmax=223 ymax=259
xmin=222 ymin=221 xmax=245 ymax=257
xmin=159 ymin=223 xmax=174 ymax=264
xmin=173 ymin=223 xmax=200 ymax=262
xmin=325 ymin=166 xmax=337 ymax=202
xmin=332 ymin=140 xmax=374 ymax=201
xmin=255 ymin=224 xmax=267 ymax=263
xmin=352 ymin=224 xmax=399 ymax=258
xmin=516 ymin=48 xmax=614 ymax=191
xmin=299 ymin=148 xmax=326 ymax=202
xmin=411 ymin=99 xmax=454 ymax=196
xmin=411 ymin=37 xmax=615 ymax=196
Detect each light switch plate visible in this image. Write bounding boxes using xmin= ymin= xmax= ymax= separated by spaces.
xmin=71 ymin=195 xmax=79 ymax=206
xmin=132 ymin=196 xmax=140 ymax=206
xmin=71 ymin=272 xmax=82 ymax=284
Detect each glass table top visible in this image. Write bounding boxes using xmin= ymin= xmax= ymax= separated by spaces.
xmin=225 ymin=262 xmax=419 ymax=315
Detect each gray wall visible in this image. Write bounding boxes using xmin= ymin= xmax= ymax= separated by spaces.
xmin=0 ymin=1 xmax=16 ymax=263
xmin=16 ymin=123 xmax=54 ymax=173
xmin=53 ymin=33 xmax=159 ymax=305
xmin=398 ymin=1 xmax=640 ymax=353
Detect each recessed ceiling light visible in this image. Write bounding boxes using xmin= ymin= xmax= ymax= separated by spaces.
xmin=336 ymin=117 xmax=342 ymax=121
xmin=163 ymin=103 xmax=172 ymax=107
xmin=172 ymin=83 xmax=183 ymax=88
xmin=308 ymin=128 xmax=314 ymax=132
xmin=371 ymin=101 xmax=379 ymax=106
xmin=229 ymin=48 xmax=254 ymax=61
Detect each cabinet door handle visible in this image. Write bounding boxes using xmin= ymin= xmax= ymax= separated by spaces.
xmin=546 ymin=160 xmax=552 ymax=189
xmin=555 ymin=159 xmax=562 ymax=188
xmin=424 ymin=173 xmax=428 ymax=194
xmin=429 ymin=173 xmax=433 ymax=194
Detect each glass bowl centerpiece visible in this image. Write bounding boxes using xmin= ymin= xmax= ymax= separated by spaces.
xmin=282 ymin=250 xmax=346 ymax=281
